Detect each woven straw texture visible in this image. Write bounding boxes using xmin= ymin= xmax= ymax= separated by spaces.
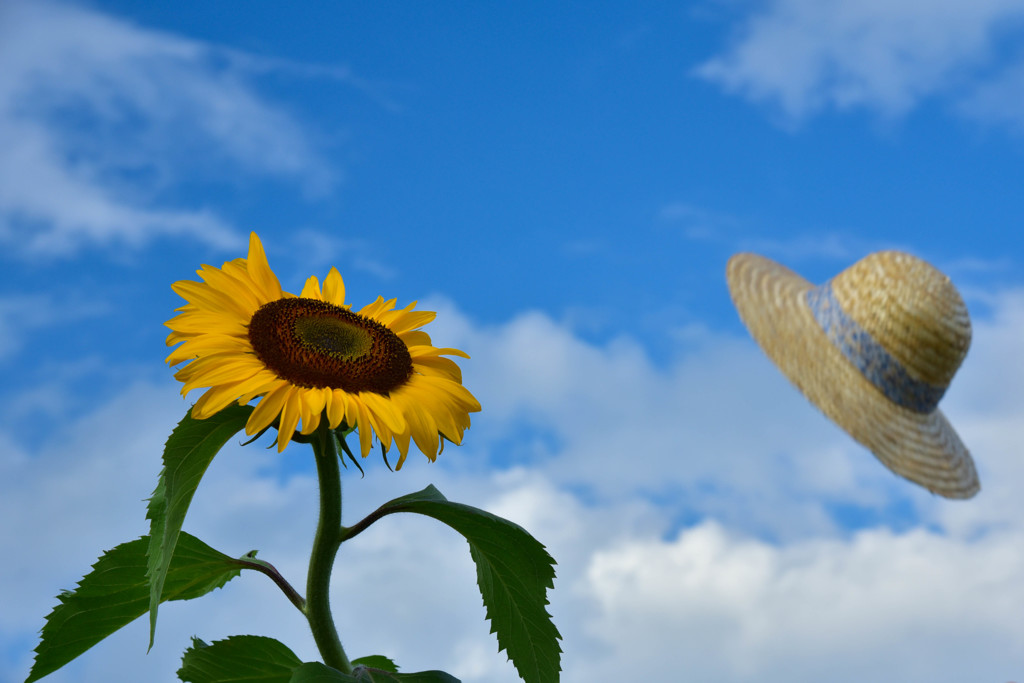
xmin=726 ymin=251 xmax=979 ymax=499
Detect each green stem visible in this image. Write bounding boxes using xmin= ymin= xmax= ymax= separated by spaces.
xmin=339 ymin=504 xmax=396 ymax=544
xmin=304 ymin=423 xmax=353 ymax=673
xmin=232 ymin=554 xmax=306 ymax=612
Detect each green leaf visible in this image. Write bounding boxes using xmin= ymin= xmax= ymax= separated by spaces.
xmin=290 ymin=662 xmax=460 ymax=683
xmin=361 ymin=670 xmax=461 ymax=683
xmin=288 ymin=662 xmax=360 ymax=682
xmin=147 ymin=404 xmax=253 ymax=647
xmin=357 ymin=485 xmax=561 ymax=683
xmin=177 ymin=635 xmax=302 ymax=683
xmin=350 ymin=656 xmax=397 ymax=673
xmin=26 ymin=532 xmax=243 ymax=683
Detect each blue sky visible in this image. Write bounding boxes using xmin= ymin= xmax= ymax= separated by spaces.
xmin=2 ymin=1 xmax=1024 ymax=681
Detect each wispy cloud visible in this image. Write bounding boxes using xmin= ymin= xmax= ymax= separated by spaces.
xmin=956 ymin=59 xmax=1024 ymax=133
xmin=695 ymin=0 xmax=1024 ymax=126
xmin=0 ymin=0 xmax=345 ymax=258
xmin=738 ymin=231 xmax=860 ymax=263
xmin=657 ymin=202 xmax=740 ymax=241
xmin=285 ymin=229 xmax=400 ymax=281
xmin=0 ymin=293 xmax=107 ymax=362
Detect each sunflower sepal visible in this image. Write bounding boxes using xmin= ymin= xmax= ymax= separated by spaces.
xmin=239 ymin=423 xmax=273 ymax=447
xmin=333 ymin=427 xmax=366 ymax=475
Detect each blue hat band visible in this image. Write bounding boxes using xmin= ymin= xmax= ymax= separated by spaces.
xmin=805 ymin=283 xmax=946 ymax=414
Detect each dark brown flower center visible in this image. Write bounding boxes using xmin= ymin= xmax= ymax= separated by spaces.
xmin=248 ymin=298 xmax=413 ymax=394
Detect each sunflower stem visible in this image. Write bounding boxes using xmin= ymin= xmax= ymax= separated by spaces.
xmin=304 ymin=422 xmax=353 ymax=674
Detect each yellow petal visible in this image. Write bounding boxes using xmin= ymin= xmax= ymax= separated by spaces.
xmin=380 ymin=308 xmax=436 ymax=334
xmin=327 ymin=388 xmax=349 ymax=429
xmin=410 ymin=354 xmax=464 ymax=382
xmin=398 ymin=330 xmax=432 ymax=347
xmin=175 ymin=357 xmax=263 ymax=392
xmin=348 ymin=397 xmax=374 ymax=458
xmin=323 ymin=267 xmax=347 ymax=306
xmin=394 ymin=390 xmax=439 ymax=460
xmin=245 ymin=233 xmax=284 ymax=302
xmin=276 ymin=389 xmax=301 ymax=451
xmin=300 ymin=275 xmax=322 ymax=299
xmin=192 ymin=386 xmax=239 ymax=419
xmin=234 ymin=371 xmax=285 ymax=403
xmin=165 ymin=312 xmax=248 ymax=336
xmin=247 ymin=383 xmax=291 ymax=435
xmin=358 ymin=296 xmax=395 ymax=319
xmin=171 ymin=280 xmax=251 ymax=323
xmin=360 ymin=391 xmax=408 ymax=435
xmin=197 ymin=263 xmax=266 ymax=313
xmin=392 ymin=432 xmax=411 ymax=470
xmin=298 ymin=388 xmax=328 ymax=435
xmin=166 ymin=335 xmax=251 ymax=366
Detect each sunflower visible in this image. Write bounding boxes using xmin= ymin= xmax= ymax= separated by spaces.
xmin=165 ymin=232 xmax=481 ymax=467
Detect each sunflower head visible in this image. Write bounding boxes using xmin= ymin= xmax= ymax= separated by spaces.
xmin=165 ymin=232 xmax=481 ymax=467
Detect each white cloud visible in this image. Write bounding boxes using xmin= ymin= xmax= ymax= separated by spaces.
xmin=577 ymin=522 xmax=1024 ymax=682
xmin=695 ymin=0 xmax=1024 ymax=124
xmin=6 ymin=284 xmax=1024 ymax=682
xmin=0 ymin=0 xmax=341 ymax=258
xmin=926 ymin=288 xmax=1024 ymax=536
xmin=429 ymin=302 xmax=906 ymax=541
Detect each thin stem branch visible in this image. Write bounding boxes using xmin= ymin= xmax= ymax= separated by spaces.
xmin=304 ymin=423 xmax=353 ymax=673
xmin=232 ymin=554 xmax=306 ymax=612
xmin=339 ymin=505 xmax=397 ymax=545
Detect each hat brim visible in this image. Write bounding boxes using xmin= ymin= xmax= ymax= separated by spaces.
xmin=726 ymin=253 xmax=979 ymax=499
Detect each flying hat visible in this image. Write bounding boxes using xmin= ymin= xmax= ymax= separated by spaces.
xmin=726 ymin=251 xmax=979 ymax=499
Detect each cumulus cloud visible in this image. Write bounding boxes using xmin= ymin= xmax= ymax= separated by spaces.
xmin=578 ymin=522 xmax=1024 ymax=682
xmin=924 ymin=288 xmax=1024 ymax=537
xmin=0 ymin=0 xmax=341 ymax=258
xmin=411 ymin=293 xmax=1024 ymax=680
xmin=429 ymin=302 xmax=913 ymax=540
xmin=695 ymin=0 xmax=1024 ymax=125
xmin=6 ymin=285 xmax=1024 ymax=681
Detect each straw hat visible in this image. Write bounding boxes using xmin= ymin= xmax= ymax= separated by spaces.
xmin=726 ymin=251 xmax=979 ymax=499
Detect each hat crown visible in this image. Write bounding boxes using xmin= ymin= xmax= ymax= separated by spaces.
xmin=829 ymin=251 xmax=970 ymax=389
